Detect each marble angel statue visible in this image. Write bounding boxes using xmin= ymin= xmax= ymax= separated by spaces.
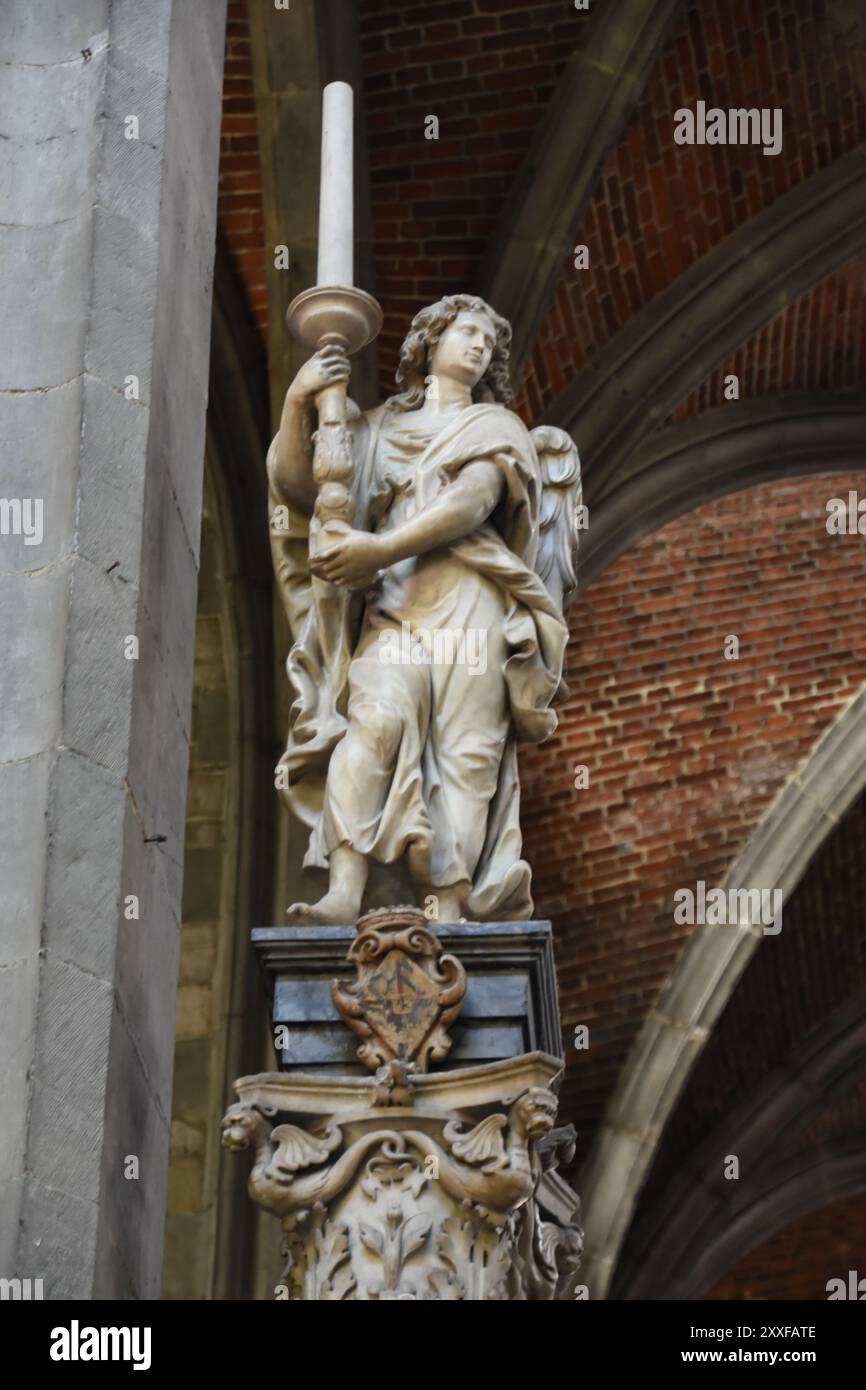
xmin=267 ymin=294 xmax=581 ymax=924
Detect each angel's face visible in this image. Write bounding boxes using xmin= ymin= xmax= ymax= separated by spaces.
xmin=429 ymin=310 xmax=496 ymax=389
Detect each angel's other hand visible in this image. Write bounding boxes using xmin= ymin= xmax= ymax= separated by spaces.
xmin=310 ymin=529 xmax=385 ymax=587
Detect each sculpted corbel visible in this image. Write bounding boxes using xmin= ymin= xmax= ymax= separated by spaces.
xmin=222 ymin=1101 xmax=408 ymax=1218
xmin=353 ymin=1084 xmax=559 ymax=1220
xmin=221 ymin=1084 xmax=558 ymax=1223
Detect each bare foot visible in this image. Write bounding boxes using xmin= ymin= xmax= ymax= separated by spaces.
xmin=286 ymin=890 xmax=360 ymax=925
xmin=435 ymin=890 xmax=466 ymax=923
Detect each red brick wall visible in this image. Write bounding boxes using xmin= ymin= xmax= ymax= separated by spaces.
xmin=519 ymin=0 xmax=866 ymax=420
xmin=360 ymin=0 xmax=584 ymax=395
xmin=518 ymin=470 xmax=866 ymax=1160
xmin=217 ymin=1 xmax=865 ymax=410
xmin=219 ymin=0 xmax=268 ymax=340
xmin=706 ymin=1194 xmax=866 ymax=1299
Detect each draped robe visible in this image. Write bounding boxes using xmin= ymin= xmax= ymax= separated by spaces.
xmin=269 ymin=399 xmax=570 ymax=920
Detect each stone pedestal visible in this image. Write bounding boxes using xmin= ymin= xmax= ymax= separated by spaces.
xmin=252 ymin=919 xmax=562 ymax=1074
xmin=222 ymin=907 xmax=582 ymax=1299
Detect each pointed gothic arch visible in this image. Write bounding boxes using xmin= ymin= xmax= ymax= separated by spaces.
xmin=163 ymin=240 xmax=277 ymax=1299
xmin=478 ymin=0 xmax=685 ymax=378
xmin=615 ymin=988 xmax=866 ymax=1297
xmin=580 ymin=395 xmax=866 ymax=585
xmin=578 ymin=684 xmax=866 ymax=1297
xmin=542 ymin=149 xmax=866 ymax=498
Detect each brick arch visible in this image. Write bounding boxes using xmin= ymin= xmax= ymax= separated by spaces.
xmin=520 ymin=0 xmax=866 ymax=422
xmin=704 ymin=1190 xmax=866 ymax=1301
xmin=577 ymin=689 xmax=866 ymax=1298
xmin=580 ymin=395 xmax=866 ymax=586
xmin=637 ymin=1138 xmax=866 ymax=1299
xmin=478 ymin=0 xmax=685 ymax=378
xmin=615 ymin=989 xmax=866 ymax=1297
xmin=541 ymin=148 xmax=866 ymax=495
xmin=667 ymin=255 xmax=866 ymax=425
xmin=612 ymin=991 xmax=866 ymax=1297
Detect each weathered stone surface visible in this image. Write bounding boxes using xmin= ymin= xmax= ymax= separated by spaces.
xmin=186 ymin=771 xmax=227 ymax=820
xmin=93 ymin=1004 xmax=172 ymax=1300
xmin=222 ymin=1054 xmax=583 ymax=1300
xmin=0 ymin=568 xmax=69 ymax=762
xmin=86 ymin=205 xmax=161 ymax=401
xmin=25 ymin=957 xmax=114 ymax=1205
xmin=1 ymin=219 xmax=91 ymax=391
xmin=0 ymin=757 xmax=50 ymax=966
xmin=76 ymin=376 xmax=149 ymax=574
xmin=170 ymin=1039 xmax=212 ymax=1123
xmin=0 ymin=958 xmax=41 ymax=1226
xmin=43 ymin=751 xmax=127 ymax=981
xmin=177 ymin=925 xmax=218 ymax=986
xmin=180 ymin=848 xmax=224 ymax=921
xmin=63 ymin=555 xmax=139 ymax=774
xmin=0 ymin=1 xmax=108 ymax=65
xmin=0 ymin=381 xmax=81 ymax=571
xmin=0 ymin=0 xmax=227 ymax=1298
xmin=176 ymin=985 xmax=212 ymax=1043
xmin=16 ymin=1175 xmax=100 ymax=1300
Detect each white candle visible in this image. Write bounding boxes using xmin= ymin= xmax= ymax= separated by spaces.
xmin=317 ymin=81 xmax=354 ymax=287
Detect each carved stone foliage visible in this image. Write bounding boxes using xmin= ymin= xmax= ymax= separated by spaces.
xmin=279 ymin=1204 xmax=356 ymax=1302
xmin=221 ymin=1054 xmax=582 ymax=1300
xmin=331 ymin=907 xmax=466 ymax=1072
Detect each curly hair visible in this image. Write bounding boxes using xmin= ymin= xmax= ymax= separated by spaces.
xmin=387 ymin=294 xmax=513 ymax=411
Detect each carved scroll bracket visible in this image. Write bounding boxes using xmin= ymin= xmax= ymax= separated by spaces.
xmin=221 ymin=1053 xmax=582 ymax=1300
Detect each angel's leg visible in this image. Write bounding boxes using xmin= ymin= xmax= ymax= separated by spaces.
xmin=289 ymin=626 xmax=431 ymax=923
xmin=287 ymin=843 xmax=368 ymax=924
xmin=423 ymin=593 xmax=510 ymax=920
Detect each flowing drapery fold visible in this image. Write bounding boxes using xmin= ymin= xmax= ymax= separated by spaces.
xmin=269 ymin=402 xmax=571 ymax=919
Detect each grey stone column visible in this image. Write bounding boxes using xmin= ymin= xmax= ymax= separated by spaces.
xmin=0 ymin=0 xmax=226 ymax=1298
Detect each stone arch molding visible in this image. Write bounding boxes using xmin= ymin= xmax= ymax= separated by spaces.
xmin=163 ymin=241 xmax=277 ymax=1301
xmin=615 ymin=989 xmax=866 ymax=1298
xmin=478 ymin=0 xmax=685 ymax=379
xmin=543 ymin=147 xmax=866 ymax=499
xmin=577 ymin=683 xmax=866 ymax=1298
xmin=579 ymin=395 xmax=866 ymax=586
xmin=629 ymin=1140 xmax=866 ymax=1301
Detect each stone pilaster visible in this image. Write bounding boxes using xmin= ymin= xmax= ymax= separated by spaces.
xmin=0 ymin=0 xmax=227 ymax=1297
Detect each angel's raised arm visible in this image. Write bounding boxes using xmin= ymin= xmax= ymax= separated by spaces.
xmin=269 ymin=346 xmax=351 ymax=511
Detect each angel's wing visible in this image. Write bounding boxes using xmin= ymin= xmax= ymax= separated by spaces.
xmin=531 ymin=424 xmax=582 ymax=614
